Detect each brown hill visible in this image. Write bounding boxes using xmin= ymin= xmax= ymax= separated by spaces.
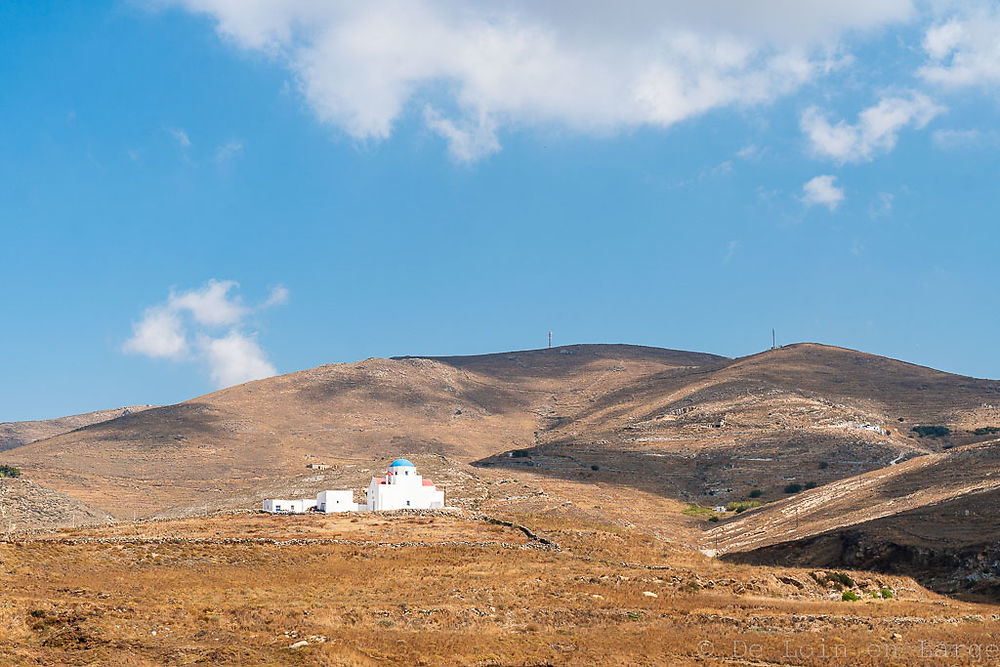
xmin=0 ymin=405 xmax=157 ymax=451
xmin=5 ymin=344 xmax=722 ymax=518
xmin=6 ymin=341 xmax=1000 ymax=602
xmin=707 ymin=437 xmax=1000 ymax=598
xmin=480 ymin=343 xmax=1000 ymax=502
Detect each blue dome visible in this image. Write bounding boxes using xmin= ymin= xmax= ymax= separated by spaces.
xmin=389 ymin=458 xmax=416 ymax=468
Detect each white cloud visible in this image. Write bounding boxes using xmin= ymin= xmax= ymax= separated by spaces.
xmin=801 ymin=93 xmax=944 ymax=163
xmin=263 ymin=285 xmax=290 ymax=307
xmin=167 ymin=279 xmax=248 ymax=327
xmin=215 ymin=139 xmax=244 ymax=162
xmin=159 ymin=0 xmax=915 ymax=160
xmin=197 ymin=331 xmax=276 ymax=388
xmin=123 ymin=306 xmax=188 ymax=359
xmin=424 ymin=107 xmax=500 ymax=163
xmin=124 ymin=280 xmax=286 ymax=388
xmin=920 ymin=11 xmax=1000 ymax=88
xmin=802 ymin=175 xmax=844 ymax=210
xmin=168 ymin=127 xmax=192 ymax=148
xmin=735 ymin=144 xmax=765 ymax=161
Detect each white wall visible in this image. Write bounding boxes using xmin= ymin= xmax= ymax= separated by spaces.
xmin=317 ymin=489 xmax=358 ymax=512
xmin=263 ymin=498 xmax=308 ymax=513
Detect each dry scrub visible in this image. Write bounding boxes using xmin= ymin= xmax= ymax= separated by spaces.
xmin=2 ymin=512 xmax=999 ymax=665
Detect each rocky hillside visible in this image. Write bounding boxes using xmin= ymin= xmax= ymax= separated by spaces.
xmin=708 ymin=437 xmax=1000 ymax=599
xmin=0 ymin=477 xmax=113 ymax=532
xmin=0 ymin=405 xmax=157 ymax=451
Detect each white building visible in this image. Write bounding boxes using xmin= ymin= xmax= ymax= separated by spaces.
xmin=261 ymin=458 xmax=445 ymax=514
xmin=316 ymin=489 xmax=360 ymax=513
xmin=365 ymin=459 xmax=445 ymax=510
xmin=262 ymin=497 xmax=317 ymax=514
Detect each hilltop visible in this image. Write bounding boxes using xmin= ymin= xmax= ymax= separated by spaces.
xmin=0 ymin=405 xmax=157 ymax=452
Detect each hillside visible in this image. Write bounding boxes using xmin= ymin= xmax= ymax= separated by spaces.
xmin=5 ymin=341 xmax=1000 ymax=603
xmin=5 ymin=345 xmax=719 ymax=518
xmin=0 ymin=405 xmax=158 ymax=452
xmin=0 ymin=477 xmax=113 ymax=531
xmin=480 ymin=343 xmax=1000 ymax=503
xmin=708 ymin=437 xmax=1000 ymax=598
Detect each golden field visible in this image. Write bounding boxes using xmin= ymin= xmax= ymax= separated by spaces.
xmin=2 ymin=510 xmax=999 ymax=665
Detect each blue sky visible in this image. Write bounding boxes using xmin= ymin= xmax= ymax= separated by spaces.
xmin=2 ymin=1 xmax=999 ymax=420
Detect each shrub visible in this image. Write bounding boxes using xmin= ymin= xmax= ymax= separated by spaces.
xmin=783 ymin=483 xmax=803 ymax=494
xmin=974 ymin=427 xmax=1000 ymax=436
xmin=511 ymin=449 xmax=532 ymax=458
xmin=590 ymin=465 xmax=600 ymax=471
xmin=880 ymin=587 xmax=894 ymax=599
xmin=832 ymin=572 xmax=855 ymax=588
xmin=726 ymin=501 xmax=762 ymax=513
xmin=813 ymin=571 xmax=855 ymax=590
xmin=804 ymin=481 xmax=818 ymax=490
xmin=842 ymin=591 xmax=860 ymax=602
xmin=682 ymin=581 xmax=701 ymax=593
xmin=0 ymin=465 xmax=20 ymax=478
xmin=748 ymin=489 xmax=763 ymax=498
xmin=818 ymin=461 xmax=829 ymax=470
xmin=708 ymin=515 xmax=719 ymax=523
xmin=912 ymin=425 xmax=950 ymax=438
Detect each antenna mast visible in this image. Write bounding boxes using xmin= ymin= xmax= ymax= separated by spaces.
xmin=771 ymin=328 xmax=776 ymax=350
xmin=548 ymin=331 xmax=552 ymax=348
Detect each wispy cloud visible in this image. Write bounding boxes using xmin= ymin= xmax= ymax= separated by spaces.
xmin=801 ymin=175 xmax=844 ymax=211
xmin=868 ymin=191 xmax=894 ymax=219
xmin=167 ymin=127 xmax=192 ymax=148
xmin=124 ymin=280 xmax=288 ymax=388
xmin=214 ymin=139 xmax=244 ymax=162
xmin=801 ymin=93 xmax=944 ymax=163
xmin=723 ymin=240 xmax=739 ymax=264
xmin=931 ymin=127 xmax=1000 ymax=150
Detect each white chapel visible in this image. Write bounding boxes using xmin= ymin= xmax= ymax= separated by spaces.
xmin=365 ymin=458 xmax=445 ymax=510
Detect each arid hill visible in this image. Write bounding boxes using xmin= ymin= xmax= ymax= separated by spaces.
xmin=708 ymin=437 xmax=1000 ymax=598
xmin=481 ymin=343 xmax=1000 ymax=503
xmin=4 ymin=345 xmax=723 ymax=517
xmin=0 ymin=405 xmax=157 ymax=452
xmin=4 ymin=341 xmax=1000 ymax=602
xmin=5 ymin=343 xmax=999 ymax=518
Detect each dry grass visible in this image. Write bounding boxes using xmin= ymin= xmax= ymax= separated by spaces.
xmin=2 ymin=512 xmax=999 ymax=665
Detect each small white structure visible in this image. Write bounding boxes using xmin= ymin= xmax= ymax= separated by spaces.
xmin=366 ymin=459 xmax=445 ymax=510
xmin=316 ymin=489 xmax=360 ymax=513
xmin=262 ymin=498 xmax=317 ymax=514
xmin=261 ymin=457 xmax=445 ymax=514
